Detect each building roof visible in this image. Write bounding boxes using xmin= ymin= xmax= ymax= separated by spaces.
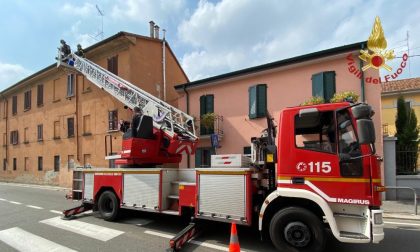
xmin=381 ymin=77 xmax=420 ymax=94
xmin=0 ymin=31 xmax=187 ymax=95
xmin=174 ymin=41 xmax=367 ymax=91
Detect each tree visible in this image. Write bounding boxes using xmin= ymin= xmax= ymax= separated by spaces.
xmin=395 ymin=96 xmax=419 ymax=174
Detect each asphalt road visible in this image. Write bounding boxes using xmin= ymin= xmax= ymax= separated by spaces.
xmin=0 ymin=182 xmax=420 ymax=252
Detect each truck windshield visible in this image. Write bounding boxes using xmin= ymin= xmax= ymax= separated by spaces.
xmin=337 ymin=110 xmax=360 ymax=155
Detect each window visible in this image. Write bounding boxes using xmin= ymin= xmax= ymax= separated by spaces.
xmin=249 ymin=84 xmax=267 ymax=119
xmin=107 ymin=55 xmax=118 ymax=75
xmin=67 ymin=74 xmax=75 ymax=97
xmin=24 ymin=127 xmax=29 ymax=144
xmin=54 ymin=155 xmax=60 ymax=172
xmin=37 ymin=84 xmax=44 ymax=106
xmin=83 ymin=154 xmax=91 ymax=167
xmin=37 ymin=124 xmax=43 ymax=141
xmin=38 ymin=156 xmax=43 ymax=171
xmin=195 ymin=148 xmax=215 ymax=168
xmin=312 ymin=71 xmax=336 ymax=102
xmin=53 ymin=78 xmax=60 ymax=102
xmin=243 ymin=146 xmax=251 ymax=155
xmin=24 ymin=90 xmax=31 ymax=110
xmin=24 ymin=157 xmax=29 ymax=171
xmin=13 ymin=158 xmax=16 ymax=171
xmin=295 ymin=111 xmax=336 ymax=153
xmin=108 ymin=110 xmax=118 ymax=130
xmin=67 ymin=117 xmax=75 ymax=137
xmin=3 ymin=159 xmax=6 ymax=171
xmin=12 ymin=95 xmax=17 ymax=115
xmin=83 ymin=115 xmax=91 ymax=135
xmin=10 ymin=130 xmax=18 ymax=145
xmin=199 ymin=95 xmax=214 ymax=135
xmin=54 ymin=121 xmax=60 ymax=139
xmin=79 ymin=75 xmax=91 ymax=93
xmin=68 ymin=155 xmax=75 ymax=170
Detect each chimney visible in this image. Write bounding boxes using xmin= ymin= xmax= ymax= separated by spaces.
xmin=154 ymin=25 xmax=160 ymax=39
xmin=149 ymin=21 xmax=155 ymax=38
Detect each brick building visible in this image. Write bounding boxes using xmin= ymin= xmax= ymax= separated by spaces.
xmin=0 ymin=31 xmax=188 ymax=187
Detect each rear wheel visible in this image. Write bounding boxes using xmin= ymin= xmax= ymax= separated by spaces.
xmin=269 ymin=207 xmax=325 ymax=252
xmin=98 ymin=191 xmax=120 ymax=221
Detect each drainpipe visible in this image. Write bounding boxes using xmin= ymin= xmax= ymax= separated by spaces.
xmin=1 ymin=95 xmax=8 ymax=165
xmin=183 ymin=84 xmax=191 ymax=168
xmin=75 ymin=74 xmax=80 ymax=162
xmin=162 ymin=29 xmax=167 ymax=102
xmin=360 ymin=43 xmax=366 ymax=102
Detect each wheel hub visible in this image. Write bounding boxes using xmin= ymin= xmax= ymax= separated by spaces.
xmin=284 ymin=222 xmax=311 ymax=247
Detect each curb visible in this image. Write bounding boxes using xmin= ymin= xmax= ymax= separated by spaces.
xmin=383 ymin=213 xmax=420 ymax=221
xmin=0 ymin=181 xmax=70 ymax=191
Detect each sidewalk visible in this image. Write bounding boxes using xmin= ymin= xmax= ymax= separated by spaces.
xmin=382 ymin=200 xmax=420 ymax=220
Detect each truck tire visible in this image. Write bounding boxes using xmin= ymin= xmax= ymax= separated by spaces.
xmin=269 ymin=207 xmax=325 ymax=252
xmin=98 ymin=191 xmax=120 ymax=221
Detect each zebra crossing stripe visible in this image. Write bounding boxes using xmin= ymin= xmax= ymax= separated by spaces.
xmin=40 ymin=216 xmax=124 ymax=241
xmin=0 ymin=227 xmax=77 ymax=252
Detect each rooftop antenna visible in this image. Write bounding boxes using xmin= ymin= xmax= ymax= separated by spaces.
xmin=89 ymin=4 xmax=104 ymax=41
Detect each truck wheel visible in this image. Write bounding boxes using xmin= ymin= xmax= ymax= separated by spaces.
xmin=98 ymin=191 xmax=120 ymax=221
xmin=269 ymin=207 xmax=325 ymax=252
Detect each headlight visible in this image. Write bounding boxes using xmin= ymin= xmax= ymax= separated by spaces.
xmin=374 ymin=212 xmax=383 ymax=225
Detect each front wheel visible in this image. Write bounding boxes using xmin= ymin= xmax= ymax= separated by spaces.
xmin=98 ymin=191 xmax=120 ymax=221
xmin=269 ymin=207 xmax=326 ymax=252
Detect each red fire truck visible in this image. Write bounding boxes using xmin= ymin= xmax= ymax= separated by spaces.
xmin=59 ymin=45 xmax=384 ymax=252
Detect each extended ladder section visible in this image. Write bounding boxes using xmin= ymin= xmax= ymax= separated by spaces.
xmin=57 ymin=52 xmax=197 ymax=142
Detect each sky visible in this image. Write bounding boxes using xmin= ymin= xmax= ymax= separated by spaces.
xmin=0 ymin=0 xmax=419 ymax=91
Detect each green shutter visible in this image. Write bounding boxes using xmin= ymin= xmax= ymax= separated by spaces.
xmin=324 ymin=71 xmax=336 ymax=102
xmin=256 ymin=84 xmax=267 ymax=117
xmin=206 ymin=95 xmax=214 ymax=113
xmin=195 ymin=149 xmax=202 ymax=168
xmin=312 ymin=72 xmax=324 ymax=98
xmin=249 ymin=86 xmax=257 ymax=119
xmin=200 ymin=96 xmax=206 ymax=116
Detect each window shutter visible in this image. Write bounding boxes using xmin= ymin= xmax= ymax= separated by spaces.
xmin=206 ymin=95 xmax=214 ymax=113
xmin=256 ymin=84 xmax=267 ymax=117
xmin=324 ymin=71 xmax=336 ymax=102
xmin=312 ymin=72 xmax=324 ymax=98
xmin=195 ymin=149 xmax=202 ymax=168
xmin=249 ymin=86 xmax=257 ymax=119
xmin=200 ymin=96 xmax=206 ymax=116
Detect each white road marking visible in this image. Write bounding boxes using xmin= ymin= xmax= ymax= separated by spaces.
xmin=8 ymin=201 xmax=22 ymax=205
xmin=144 ymin=230 xmax=235 ymax=251
xmin=0 ymin=227 xmax=77 ymax=252
xmin=0 ymin=198 xmax=7 ymax=201
xmin=0 ymin=182 xmax=68 ymax=191
xmin=385 ymin=221 xmax=420 ymax=227
xmin=40 ymin=216 xmax=124 ymax=241
xmin=50 ymin=210 xmax=63 ymax=214
xmin=26 ymin=205 xmax=44 ymax=210
xmin=144 ymin=230 xmax=173 ymax=239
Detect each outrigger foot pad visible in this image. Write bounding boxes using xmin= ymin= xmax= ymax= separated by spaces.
xmin=168 ymin=221 xmax=201 ymax=251
xmin=62 ymin=203 xmax=93 ymax=220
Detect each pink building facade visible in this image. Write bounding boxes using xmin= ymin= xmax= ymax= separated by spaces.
xmin=175 ymin=42 xmax=383 ymax=169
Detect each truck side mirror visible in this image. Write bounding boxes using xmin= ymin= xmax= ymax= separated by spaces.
xmin=357 ymin=119 xmax=375 ymax=144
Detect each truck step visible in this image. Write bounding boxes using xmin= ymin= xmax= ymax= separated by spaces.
xmin=168 ymin=195 xmax=180 ymax=200
xmin=333 ymin=213 xmax=366 ymax=219
xmin=161 ymin=210 xmax=180 ymax=216
xmin=340 ymin=231 xmax=369 ymax=239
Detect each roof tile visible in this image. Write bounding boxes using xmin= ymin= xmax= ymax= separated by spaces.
xmin=381 ymin=77 xmax=420 ymax=93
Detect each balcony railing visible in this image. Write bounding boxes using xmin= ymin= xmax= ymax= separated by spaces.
xmin=197 ymin=114 xmax=224 ymax=139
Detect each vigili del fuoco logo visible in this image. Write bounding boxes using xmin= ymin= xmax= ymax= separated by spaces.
xmin=347 ymin=16 xmax=408 ymax=84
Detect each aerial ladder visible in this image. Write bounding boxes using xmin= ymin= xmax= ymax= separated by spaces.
xmin=57 ymin=43 xmax=198 ymax=166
